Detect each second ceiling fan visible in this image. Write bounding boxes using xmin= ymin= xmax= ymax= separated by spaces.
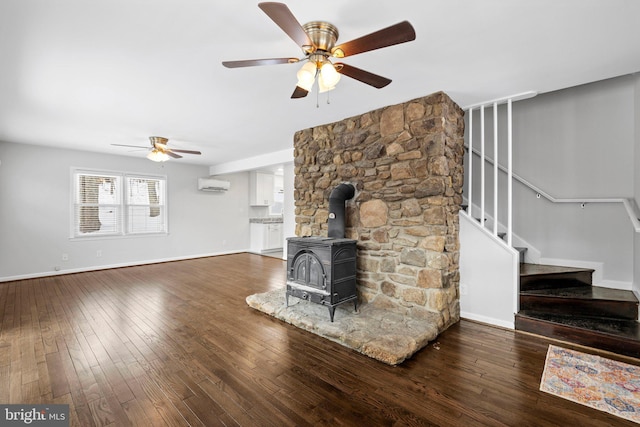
xmin=222 ymin=2 xmax=416 ymax=99
xmin=112 ymin=137 xmax=201 ymax=162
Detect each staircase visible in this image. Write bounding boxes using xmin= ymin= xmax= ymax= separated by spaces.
xmin=515 ymin=263 xmax=640 ymax=358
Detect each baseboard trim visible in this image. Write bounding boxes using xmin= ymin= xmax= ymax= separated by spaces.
xmin=461 ymin=311 xmax=515 ymax=330
xmin=0 ymin=249 xmax=248 ymax=283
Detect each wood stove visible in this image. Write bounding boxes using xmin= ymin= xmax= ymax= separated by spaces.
xmin=286 ymin=183 xmax=357 ymax=322
xmin=286 ymin=237 xmax=357 ymax=322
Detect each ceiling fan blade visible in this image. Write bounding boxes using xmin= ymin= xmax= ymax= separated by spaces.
xmin=258 ymin=2 xmax=314 ymax=49
xmin=335 ymin=63 xmax=391 ymax=89
xmin=331 ymin=21 xmax=416 ymax=58
xmin=222 ymin=57 xmax=299 ymax=68
xmin=170 ymin=149 xmax=201 ymax=155
xmin=165 ymin=151 xmax=183 ymax=159
xmin=291 ymin=86 xmax=309 ymax=99
xmin=111 ymin=144 xmax=148 ymax=149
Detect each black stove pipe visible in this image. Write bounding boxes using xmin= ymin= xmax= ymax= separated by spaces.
xmin=328 ymin=183 xmax=355 ymax=238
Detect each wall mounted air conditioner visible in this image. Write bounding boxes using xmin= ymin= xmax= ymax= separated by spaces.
xmin=198 ymin=177 xmax=231 ymax=192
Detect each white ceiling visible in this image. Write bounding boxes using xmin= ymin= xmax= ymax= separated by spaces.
xmin=1 ymin=0 xmax=640 ymax=167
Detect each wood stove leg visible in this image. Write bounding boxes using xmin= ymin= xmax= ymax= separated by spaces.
xmin=328 ymin=306 xmax=335 ymax=322
xmin=286 ymin=293 xmax=289 ymax=307
xmin=353 ymin=299 xmax=357 ymax=312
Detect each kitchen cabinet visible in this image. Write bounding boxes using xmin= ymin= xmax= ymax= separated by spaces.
xmin=266 ymin=223 xmax=282 ymax=250
xmin=249 ymin=171 xmax=274 ymax=206
xmin=250 ymin=222 xmax=283 ymax=253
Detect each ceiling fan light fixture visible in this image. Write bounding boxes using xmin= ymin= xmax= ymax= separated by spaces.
xmin=317 ymin=78 xmax=335 ymax=93
xmin=319 ymin=62 xmax=341 ymax=88
xmin=147 ymin=149 xmax=170 ymax=162
xmin=296 ymin=61 xmax=317 ymax=91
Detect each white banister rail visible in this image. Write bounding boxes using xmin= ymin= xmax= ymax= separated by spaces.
xmin=480 ymin=106 xmax=485 ymax=224
xmin=493 ymin=102 xmax=498 ymax=236
xmin=462 ymin=91 xmax=537 ymax=110
xmin=507 ymin=99 xmax=513 ymax=246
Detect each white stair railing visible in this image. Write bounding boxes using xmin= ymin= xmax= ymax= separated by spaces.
xmin=465 ymin=87 xmax=640 ymax=234
xmin=464 ymin=91 xmax=536 ymax=246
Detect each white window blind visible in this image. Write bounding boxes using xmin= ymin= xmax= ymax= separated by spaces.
xmin=126 ymin=177 xmax=166 ymax=234
xmin=72 ymin=170 xmax=167 ymax=238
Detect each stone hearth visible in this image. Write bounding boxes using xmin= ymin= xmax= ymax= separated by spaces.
xmin=247 ymin=288 xmax=440 ymax=365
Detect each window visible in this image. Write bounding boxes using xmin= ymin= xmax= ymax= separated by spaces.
xmin=72 ymin=169 xmax=167 ymax=238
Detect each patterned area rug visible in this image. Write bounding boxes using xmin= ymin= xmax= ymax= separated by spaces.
xmin=540 ymin=344 xmax=640 ymax=423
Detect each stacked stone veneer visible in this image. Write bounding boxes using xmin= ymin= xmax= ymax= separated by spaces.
xmin=293 ymin=91 xmax=465 ymax=330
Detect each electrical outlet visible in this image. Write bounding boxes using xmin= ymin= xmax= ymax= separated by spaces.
xmin=62 ymin=253 xmax=69 ymax=261
xmin=96 ymin=250 xmax=102 ymax=257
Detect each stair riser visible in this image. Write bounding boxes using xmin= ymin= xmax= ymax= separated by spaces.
xmin=520 ymin=272 xmax=593 ymax=291
xmin=520 ymin=296 xmax=638 ymax=320
xmin=515 ymin=315 xmax=640 ymax=359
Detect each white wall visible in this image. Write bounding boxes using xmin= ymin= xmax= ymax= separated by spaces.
xmin=209 ymin=149 xmax=296 ymax=261
xmin=459 ymin=212 xmax=519 ymax=328
xmin=0 ymin=141 xmax=250 ymax=280
xmin=465 ymin=75 xmax=637 ymax=287
xmin=514 ymin=76 xmax=635 ymax=197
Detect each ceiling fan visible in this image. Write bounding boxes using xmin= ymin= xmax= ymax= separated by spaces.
xmin=222 ymin=2 xmax=416 ymax=98
xmin=112 ymin=136 xmax=202 ymax=162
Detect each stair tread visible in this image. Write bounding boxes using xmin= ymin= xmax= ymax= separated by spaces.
xmin=517 ymin=310 xmax=640 ymax=341
xmin=520 ymin=263 xmax=595 ymax=277
xmin=521 ymin=286 xmax=639 ymax=303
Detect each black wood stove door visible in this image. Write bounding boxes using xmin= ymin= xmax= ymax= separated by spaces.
xmin=290 ymin=251 xmax=326 ymax=290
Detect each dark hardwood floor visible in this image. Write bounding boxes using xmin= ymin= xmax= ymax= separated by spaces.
xmin=1 ymin=253 xmax=638 ymax=426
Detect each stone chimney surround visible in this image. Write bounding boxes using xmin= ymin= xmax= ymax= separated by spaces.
xmin=293 ymin=91 xmax=465 ymax=331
